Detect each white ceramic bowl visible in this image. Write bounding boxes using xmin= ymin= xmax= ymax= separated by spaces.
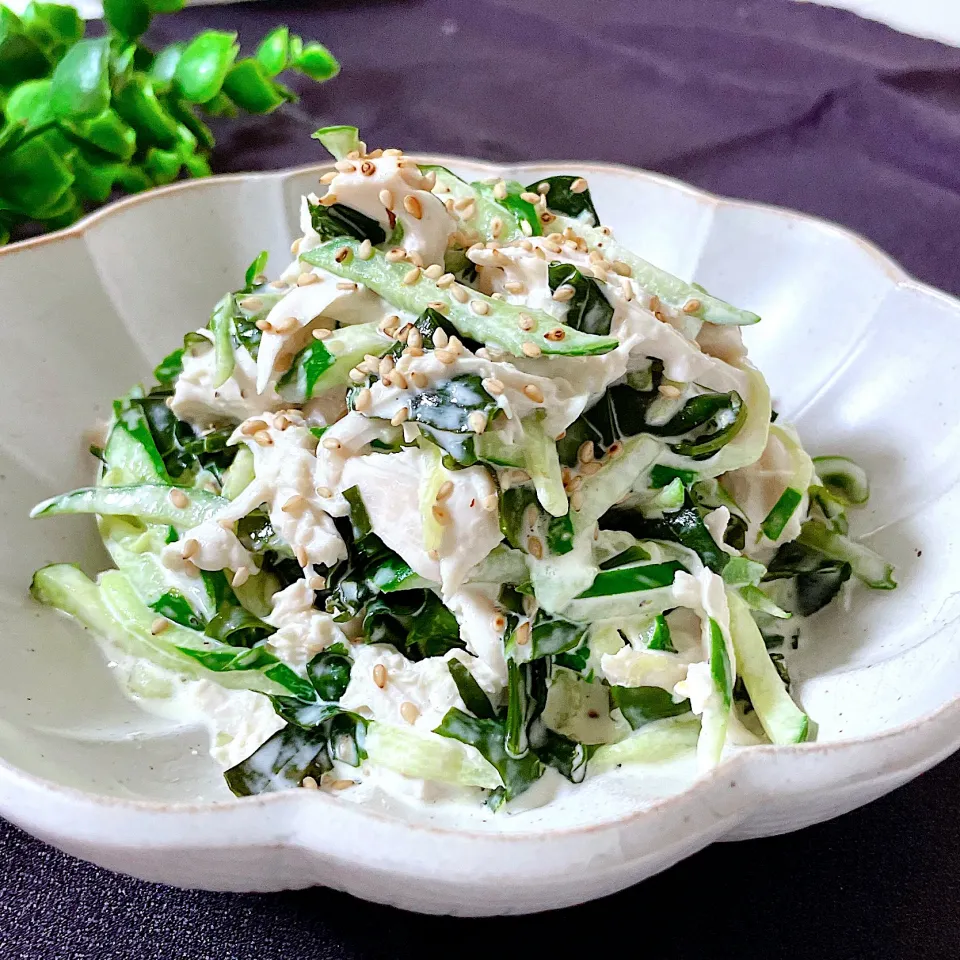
xmin=1 ymin=157 xmax=958 ymax=916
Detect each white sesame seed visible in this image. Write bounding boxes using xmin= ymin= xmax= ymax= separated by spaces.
xmin=308 ymin=575 xmax=327 ymax=590
xmin=336 ymin=281 xmax=358 ymax=291
xmin=373 ymin=664 xmax=387 ymax=689
xmin=348 ymin=368 xmax=366 ymax=383
xmin=527 ymin=537 xmax=544 ymax=560
xmin=515 ymin=621 xmax=531 ymax=645
xmin=421 ymin=170 xmax=437 ymax=190
xmin=436 ymin=480 xmax=455 ymax=502
xmin=450 ymin=284 xmax=469 ymax=303
xmin=504 ymin=280 xmax=526 ymax=295
xmin=523 ymin=383 xmax=545 ymax=403
xmin=169 ymin=488 xmax=188 ymax=509
xmin=335 ymin=246 xmax=352 ymax=264
xmin=385 ymin=246 xmax=407 ymax=263
xmin=403 ymin=195 xmax=423 ymax=220
xmin=436 ymin=272 xmax=455 ymax=288
xmin=432 ymin=504 xmax=451 ymax=525
xmin=434 ymin=348 xmax=455 ymax=364
xmin=483 ymin=494 xmax=499 ymax=512
xmin=181 ymin=538 xmax=199 ymax=560
xmin=254 ymin=429 xmax=273 ymax=447
xmin=571 ymin=491 xmax=584 ymax=511
xmin=334 ymin=159 xmax=355 ymax=173
xmin=239 ymin=296 xmax=263 ymax=312
xmin=490 ymin=216 xmax=504 ymax=239
xmin=322 ymin=437 xmax=342 ymax=451
xmin=354 ymin=387 xmax=372 ymax=412
xmin=493 ymin=180 xmax=508 ymax=200
xmin=570 ymin=177 xmax=588 ymax=194
xmin=522 ymin=341 xmax=542 ymax=358
xmin=482 ymin=377 xmax=504 ymax=395
xmin=391 ymin=407 xmax=409 ymax=426
xmin=402 ymin=266 xmax=421 ymax=285
xmin=659 ymin=384 xmax=682 ymax=399
xmin=552 ymin=284 xmax=576 ymax=303
xmin=357 ymin=239 xmax=374 ymax=260
xmin=518 ymin=313 xmax=535 ymax=331
xmin=295 ymin=546 xmax=309 ymax=567
xmin=683 ymin=298 xmax=702 ymax=314
xmin=319 ymin=171 xmax=337 ymax=184
xmin=470 ymin=299 xmax=490 ymax=316
xmin=424 ymin=263 xmax=444 ymax=280
xmin=409 ymin=371 xmax=428 ymax=389
xmin=315 ymin=485 xmax=333 ymax=499
xmin=467 ymin=411 xmax=487 ymax=434
xmin=319 ymin=192 xmax=338 ymax=207
xmin=521 ymin=220 xmax=533 ymax=236
xmin=400 ymin=701 xmax=420 ymax=724
xmin=150 ymin=617 xmax=168 ymax=636
xmin=301 ymin=775 xmax=319 ymax=790
xmin=231 ymin=567 xmax=250 ymax=588
xmin=383 ymin=147 xmax=404 ymax=157
xmin=433 ymin=327 xmax=449 ymax=349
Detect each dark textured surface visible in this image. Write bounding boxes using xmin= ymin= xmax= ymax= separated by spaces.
xmin=4 ymin=1 xmax=960 ymax=956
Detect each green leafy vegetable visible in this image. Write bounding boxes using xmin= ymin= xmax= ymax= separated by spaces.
xmin=612 ymin=686 xmax=691 ymax=729
xmin=547 ymin=261 xmax=614 ymax=336
xmin=531 ymin=175 xmax=600 ymax=224
xmin=362 ymin=590 xmax=465 ymax=661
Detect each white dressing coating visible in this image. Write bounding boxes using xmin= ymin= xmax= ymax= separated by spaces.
xmin=324 ymin=153 xmax=456 ymax=266
xmin=339 ymin=644 xmax=499 ymax=732
xmin=216 ymin=419 xmax=346 ymax=571
xmin=264 ymin=580 xmax=347 ymax=667
xmin=703 ymin=506 xmax=738 ymax=557
xmin=446 ymin=585 xmax=508 ymax=687
xmin=171 ymin=337 xmax=282 ymax=426
xmin=162 ymin=519 xmax=257 ymax=579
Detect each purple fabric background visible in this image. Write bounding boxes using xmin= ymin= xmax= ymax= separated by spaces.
xmin=3 ymin=1 xmax=960 ymax=957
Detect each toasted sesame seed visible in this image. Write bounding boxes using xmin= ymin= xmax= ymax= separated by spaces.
xmin=150 ymin=617 xmax=168 ymax=636
xmin=360 ymin=160 xmax=376 ymax=176
xmin=490 ymin=216 xmax=504 ymax=239
xmin=619 ymin=277 xmax=634 ymax=301
xmin=649 ymin=295 xmax=662 ymax=313
xmin=402 ymin=266 xmax=421 ymax=285
xmin=336 ymin=281 xmax=358 ymax=292
xmin=493 ymin=614 xmax=507 ymax=632
xmin=527 ymin=536 xmax=544 ymax=560
xmin=552 ymin=284 xmax=576 ymax=303
xmin=391 ymin=407 xmax=409 ymax=426
xmin=322 ymin=437 xmax=343 ymax=451
xmin=570 ymin=177 xmax=588 ymax=194
xmin=269 ymin=280 xmax=289 ymax=292
xmin=169 ymin=488 xmax=189 ymax=509
xmin=493 ymin=180 xmax=508 ymax=200
xmin=683 ymin=298 xmax=702 ymax=314
xmin=571 ymin=491 xmax=584 ymax=511
xmin=436 ymin=272 xmax=455 ymax=288
xmin=611 ymin=260 xmax=632 ymax=277
xmin=275 ymin=315 xmax=299 ymax=334
xmin=348 ymin=368 xmax=366 ymax=383
xmin=518 ymin=313 xmax=536 ymax=331
xmin=390 ymin=371 xmax=409 ymax=390
xmin=467 ymin=411 xmax=488 ymax=434
xmin=405 ymin=328 xmax=421 ymax=350
xmin=296 ymin=271 xmax=320 ymax=288
xmin=482 ymin=377 xmax=504 ymax=395
xmin=581 ymin=460 xmax=602 ymax=476
xmin=316 ymin=485 xmax=334 ymax=499
xmin=520 ymin=191 xmax=541 ymax=205
xmin=578 ymin=441 xmax=595 ymax=464
xmin=399 ymin=166 xmax=423 ymax=188
xmin=447 ymin=336 xmax=464 ymax=355
xmin=238 ymin=296 xmax=263 ymax=312
xmin=282 ymin=494 xmax=307 ymax=514
xmin=522 ymin=341 xmax=542 ymax=358
xmin=295 ymin=546 xmax=309 ymax=567
xmin=319 ymin=171 xmax=337 ymax=184
xmin=470 ymin=299 xmax=490 ymax=316
xmin=434 ymin=348 xmax=455 ymax=364
xmin=544 ymin=328 xmax=566 ymax=342
xmin=433 ymin=327 xmax=450 ymax=348
xmin=515 ymin=621 xmax=531 ymax=645
xmin=367 ymin=148 xmax=383 ymax=159
xmin=255 ymin=318 xmax=273 ymax=332
xmin=378 ymin=188 xmax=395 ymax=209
xmin=312 ymin=328 xmax=334 ymax=343
xmin=301 ymin=775 xmax=319 ymax=790
xmin=436 ymin=480 xmax=455 ymax=502
xmin=659 ymin=384 xmax=682 ymax=399
xmin=504 ymin=280 xmax=526 ymax=295
xmin=421 ymin=169 xmax=437 ymax=190
xmin=308 ymin=575 xmax=327 ymax=590
xmin=319 ymin=192 xmax=338 ymax=207
xmin=373 ymin=664 xmax=387 ymax=689
xmin=432 ymin=503 xmax=452 ymax=525
xmin=379 ymin=355 xmax=395 ymax=376
xmin=607 ymin=441 xmax=623 ymax=457
xmin=400 ymin=701 xmax=420 ymax=725
xmin=241 ymin=418 xmax=267 ymax=436
xmin=450 ymin=284 xmax=469 ymax=304
xmin=424 ymin=263 xmax=444 ymax=280
xmin=181 ymin=538 xmax=199 ymax=560
xmin=254 ymin=430 xmax=273 ymax=447
xmin=403 ymin=345 xmax=424 ymax=359
xmin=523 ymin=383 xmax=545 ymax=403
xmin=385 ymin=246 xmax=407 ymax=263
xmin=231 ymin=567 xmax=250 ymax=588
xmin=383 ymin=147 xmax=403 ymax=157
xmin=409 ymin=371 xmax=428 ymax=389
xmin=354 ymin=387 xmax=372 ymax=412
xmin=403 ymin=195 xmax=423 ymax=220
xmin=331 ymin=778 xmax=356 ymax=790
xmin=540 ymin=212 xmax=556 ymax=225
xmin=334 ymin=159 xmax=355 ymax=173
xmin=335 ymin=247 xmax=353 ymax=265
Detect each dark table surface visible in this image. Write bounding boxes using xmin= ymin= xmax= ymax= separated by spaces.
xmin=4 ymin=1 xmax=960 ymax=957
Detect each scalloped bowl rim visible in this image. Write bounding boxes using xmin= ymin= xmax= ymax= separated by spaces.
xmin=0 ymin=157 xmax=957 ymax=908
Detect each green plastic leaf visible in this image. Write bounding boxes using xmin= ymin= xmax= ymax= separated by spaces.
xmin=4 ymin=78 xmax=53 ymax=129
xmin=174 ymin=30 xmax=238 ymax=104
xmin=103 ymin=0 xmax=151 ymax=38
xmin=112 ymin=73 xmax=181 ymax=147
xmin=222 ymin=58 xmax=287 ymax=114
xmin=0 ymin=8 xmax=50 ymax=87
xmin=255 ymin=25 xmax=289 ymax=77
xmin=50 ymin=36 xmax=110 ymax=119
xmin=293 ymin=40 xmax=340 ymax=81
xmin=0 ymin=132 xmax=74 ymax=218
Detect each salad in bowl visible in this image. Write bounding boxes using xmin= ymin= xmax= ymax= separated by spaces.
xmin=29 ymin=127 xmax=895 ymax=810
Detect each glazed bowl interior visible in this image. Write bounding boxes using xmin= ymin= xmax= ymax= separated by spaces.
xmin=1 ymin=159 xmax=958 ymax=830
